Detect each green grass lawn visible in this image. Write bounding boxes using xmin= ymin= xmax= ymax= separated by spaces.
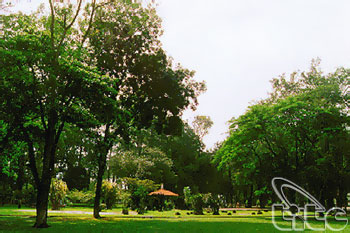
xmin=0 ymin=205 xmax=349 ymax=232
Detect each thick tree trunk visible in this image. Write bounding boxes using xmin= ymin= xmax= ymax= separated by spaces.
xmin=93 ymin=148 xmax=109 ymax=218
xmin=34 ymin=181 xmax=51 ymax=228
xmin=30 ymin=122 xmax=60 ymax=228
xmin=93 ymin=124 xmax=111 ymax=219
xmin=93 ymin=164 xmax=104 ymax=218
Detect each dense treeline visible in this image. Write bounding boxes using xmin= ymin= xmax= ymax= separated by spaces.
xmin=214 ymin=60 xmax=350 ymax=209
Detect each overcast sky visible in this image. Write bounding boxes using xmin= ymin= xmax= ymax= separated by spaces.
xmin=5 ymin=0 xmax=350 ymax=148
xmin=156 ymin=0 xmax=350 ymax=149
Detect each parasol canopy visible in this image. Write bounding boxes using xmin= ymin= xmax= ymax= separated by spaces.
xmin=148 ymin=188 xmax=179 ymax=196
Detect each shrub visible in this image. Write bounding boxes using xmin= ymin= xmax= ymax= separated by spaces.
xmin=50 ymin=179 xmax=68 ymax=210
xmin=203 ymin=193 xmax=220 ymax=215
xmin=183 ymin=187 xmax=204 ymax=215
xmin=120 ymin=191 xmax=131 ymax=207
xmin=66 ymin=189 xmax=95 ymax=205
xmin=192 ymin=194 xmax=204 ymax=215
xmin=121 ymin=178 xmax=159 ymax=213
xmin=122 ymin=207 xmax=129 ymax=215
xmin=99 ymin=203 xmax=107 ymax=211
xmin=101 ymin=180 xmax=118 ymax=209
xmin=164 ymin=200 xmax=175 ymax=211
xmin=183 ymin=186 xmax=192 ymax=209
xmin=121 ymin=191 xmax=130 ymax=215
xmin=132 ymin=186 xmax=148 ymax=214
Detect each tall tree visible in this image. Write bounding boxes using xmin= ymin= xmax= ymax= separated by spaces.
xmin=0 ymin=1 xmax=119 ymax=227
xmin=1 ymin=0 xmax=205 ymax=225
xmin=82 ymin=1 xmax=205 ymax=218
xmin=215 ymin=61 xmax=350 ymax=208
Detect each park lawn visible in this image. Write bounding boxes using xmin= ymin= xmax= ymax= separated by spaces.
xmin=0 ymin=206 xmax=349 ymax=233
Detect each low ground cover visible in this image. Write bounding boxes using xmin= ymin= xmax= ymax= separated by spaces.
xmin=0 ymin=205 xmax=349 ymax=233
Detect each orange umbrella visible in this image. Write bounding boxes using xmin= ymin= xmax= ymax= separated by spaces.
xmin=148 ymin=188 xmax=179 ymax=196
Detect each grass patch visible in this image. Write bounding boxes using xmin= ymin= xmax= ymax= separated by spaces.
xmin=0 ymin=205 xmax=349 ymax=232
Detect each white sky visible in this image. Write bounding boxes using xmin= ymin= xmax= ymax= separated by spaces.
xmin=4 ymin=0 xmax=350 ymax=149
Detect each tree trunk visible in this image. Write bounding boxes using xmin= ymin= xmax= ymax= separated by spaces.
xmin=93 ymin=147 xmax=109 ymax=218
xmin=31 ymin=124 xmax=59 ymax=228
xmin=93 ymin=164 xmax=104 ymax=218
xmin=246 ymin=185 xmax=253 ymax=208
xmin=16 ymin=157 xmax=25 ymax=209
xmin=93 ymin=124 xmax=111 ymax=218
xmin=34 ymin=181 xmax=51 ymax=228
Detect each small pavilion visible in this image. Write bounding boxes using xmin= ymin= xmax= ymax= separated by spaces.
xmin=148 ymin=184 xmax=178 ymax=211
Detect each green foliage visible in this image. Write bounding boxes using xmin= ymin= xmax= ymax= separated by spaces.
xmin=50 ymin=179 xmax=68 ymax=210
xmin=101 ymin=180 xmax=118 ymax=209
xmin=192 ymin=194 xmax=204 ymax=215
xmin=1 ymin=0 xmax=205 ymax=224
xmin=122 ymin=178 xmax=158 ymax=214
xmin=21 ymin=184 xmax=36 ymax=206
xmin=183 ymin=186 xmax=193 ymax=209
xmin=164 ymin=200 xmax=175 ymax=211
xmin=0 ymin=119 xmax=26 ymax=177
xmin=109 ymin=145 xmax=173 ymax=184
xmin=203 ymin=193 xmax=220 ymax=215
xmin=66 ymin=189 xmax=94 ymax=205
xmin=132 ymin=185 xmax=148 ymax=214
xmin=120 ymin=191 xmax=131 ymax=213
xmin=183 ymin=186 xmax=204 ymax=215
xmin=122 ymin=177 xmax=159 ymax=194
xmin=214 ymin=61 xmax=350 ymax=208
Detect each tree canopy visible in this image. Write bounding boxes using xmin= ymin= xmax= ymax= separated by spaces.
xmin=214 ymin=61 xmax=350 ymax=208
xmin=0 ymin=0 xmax=205 ymax=227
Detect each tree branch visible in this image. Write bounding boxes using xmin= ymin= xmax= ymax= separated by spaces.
xmin=57 ymin=0 xmax=83 ymax=50
xmin=49 ymin=0 xmax=56 ymax=49
xmin=81 ymin=0 xmax=97 ymax=45
xmin=55 ymin=121 xmax=65 ymax=146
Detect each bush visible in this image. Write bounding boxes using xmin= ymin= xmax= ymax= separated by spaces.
xmin=132 ymin=186 xmax=148 ymax=214
xmin=164 ymin=200 xmax=175 ymax=211
xmin=50 ymin=179 xmax=68 ymax=210
xmin=101 ymin=180 xmax=118 ymax=209
xmin=122 ymin=207 xmax=129 ymax=215
xmin=120 ymin=191 xmax=130 ymax=214
xmin=183 ymin=187 xmax=204 ymax=215
xmin=192 ymin=194 xmax=204 ymax=215
xmin=183 ymin=186 xmax=192 ymax=209
xmin=121 ymin=178 xmax=159 ymax=213
xmin=66 ymin=189 xmax=95 ymax=205
xmin=99 ymin=203 xmax=107 ymax=211
xmin=120 ymin=191 xmax=131 ymax=207
xmin=203 ymin=193 xmax=220 ymax=215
